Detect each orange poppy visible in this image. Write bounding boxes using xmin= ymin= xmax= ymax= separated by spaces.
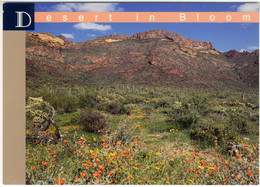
xmin=91 ymin=154 xmax=95 ymax=159
xmin=98 ymin=165 xmax=104 ymax=170
xmin=95 ymin=158 xmax=100 ymax=163
xmin=90 ymin=163 xmax=94 ymax=168
xmin=102 ymin=138 xmax=106 ymax=143
xmin=93 ymin=173 xmax=101 ymax=178
xmin=236 ymin=154 xmax=242 ymax=158
xmin=64 ymin=140 xmax=68 ymax=143
xmin=60 ymin=179 xmax=66 ymax=185
xmin=53 ymin=155 xmax=57 ymax=158
xmin=42 ymin=161 xmax=48 ymax=166
xmin=109 ymin=171 xmax=113 ymax=175
xmin=81 ymin=173 xmax=86 ymax=178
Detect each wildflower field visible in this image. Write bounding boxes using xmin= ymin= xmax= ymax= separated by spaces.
xmin=26 ymin=85 xmax=259 ymax=185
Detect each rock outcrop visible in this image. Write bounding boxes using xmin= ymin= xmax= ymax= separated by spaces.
xmin=26 ymin=30 xmax=259 ymax=89
xmin=224 ymin=49 xmax=259 ymax=59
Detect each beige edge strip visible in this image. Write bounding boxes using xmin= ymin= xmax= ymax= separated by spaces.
xmin=3 ymin=31 xmax=25 ymax=184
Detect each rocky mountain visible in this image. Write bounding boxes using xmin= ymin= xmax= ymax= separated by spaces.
xmin=26 ymin=30 xmax=259 ymax=90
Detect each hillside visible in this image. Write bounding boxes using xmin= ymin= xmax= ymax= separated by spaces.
xmin=26 ymin=30 xmax=259 ymax=90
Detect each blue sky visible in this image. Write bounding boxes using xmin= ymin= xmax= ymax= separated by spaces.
xmin=32 ymin=2 xmax=259 ymax=52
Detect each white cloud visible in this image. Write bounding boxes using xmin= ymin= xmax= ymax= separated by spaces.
xmin=53 ymin=3 xmax=123 ymax=12
xmin=247 ymin=46 xmax=259 ymax=50
xmin=61 ymin=33 xmax=74 ymax=39
xmin=87 ymin=34 xmax=96 ymax=37
xmin=240 ymin=23 xmax=250 ymax=28
xmin=229 ymin=5 xmax=237 ymax=11
xmin=237 ymin=3 xmax=259 ymax=12
xmin=239 ymin=49 xmax=247 ymax=52
xmin=73 ymin=23 xmax=112 ymax=31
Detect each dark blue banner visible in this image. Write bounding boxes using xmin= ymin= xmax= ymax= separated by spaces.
xmin=3 ymin=3 xmax=34 ymax=30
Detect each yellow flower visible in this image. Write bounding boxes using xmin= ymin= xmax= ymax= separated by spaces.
xmin=198 ymin=165 xmax=204 ymax=170
xmin=93 ymin=138 xmax=96 ymax=141
xmin=156 ymin=152 xmax=161 ymax=156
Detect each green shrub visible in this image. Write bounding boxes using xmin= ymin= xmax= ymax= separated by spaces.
xmin=189 ymin=120 xmax=239 ymax=149
xmin=124 ymin=94 xmax=146 ymax=104
xmin=96 ymin=95 xmax=129 ymax=114
xmin=229 ymin=117 xmax=251 ymax=135
xmin=168 ymin=106 xmax=198 ymax=130
xmin=78 ymin=90 xmax=97 ymax=108
xmin=47 ymin=95 xmax=79 ymax=113
xmin=77 ymin=108 xmax=108 ymax=133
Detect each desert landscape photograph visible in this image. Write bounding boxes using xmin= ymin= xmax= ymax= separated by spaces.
xmin=25 ymin=2 xmax=259 ymax=185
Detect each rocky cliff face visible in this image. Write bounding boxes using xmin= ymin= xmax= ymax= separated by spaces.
xmin=224 ymin=49 xmax=259 ymax=59
xmin=132 ymin=30 xmax=213 ymax=50
xmin=26 ymin=30 xmax=258 ymax=90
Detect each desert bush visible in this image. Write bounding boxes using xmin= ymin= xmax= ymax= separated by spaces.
xmin=78 ymin=90 xmax=97 ymax=108
xmin=77 ymin=108 xmax=108 ymax=133
xmin=229 ymin=117 xmax=252 ymax=135
xmin=155 ymin=100 xmax=171 ymax=109
xmin=124 ymin=94 xmax=146 ymax=104
xmin=47 ymin=94 xmax=79 ymax=113
xmin=189 ymin=119 xmax=239 ymax=149
xmin=26 ymin=97 xmax=53 ymax=123
xmin=167 ymin=104 xmax=198 ymax=130
xmin=96 ymin=95 xmax=128 ymax=114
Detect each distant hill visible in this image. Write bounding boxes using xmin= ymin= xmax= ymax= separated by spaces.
xmin=26 ymin=30 xmax=259 ymax=90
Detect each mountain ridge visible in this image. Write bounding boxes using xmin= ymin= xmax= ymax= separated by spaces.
xmin=26 ymin=30 xmax=259 ymax=90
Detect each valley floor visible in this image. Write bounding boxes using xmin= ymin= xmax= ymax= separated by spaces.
xmin=26 ymin=84 xmax=259 ymax=185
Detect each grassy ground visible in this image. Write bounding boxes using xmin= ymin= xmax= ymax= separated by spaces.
xmin=26 ymin=84 xmax=259 ymax=185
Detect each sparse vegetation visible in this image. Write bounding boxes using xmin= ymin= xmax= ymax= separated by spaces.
xmin=26 ymin=84 xmax=259 ymax=185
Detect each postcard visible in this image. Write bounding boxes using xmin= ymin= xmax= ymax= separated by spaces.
xmin=2 ymin=1 xmax=259 ymax=185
